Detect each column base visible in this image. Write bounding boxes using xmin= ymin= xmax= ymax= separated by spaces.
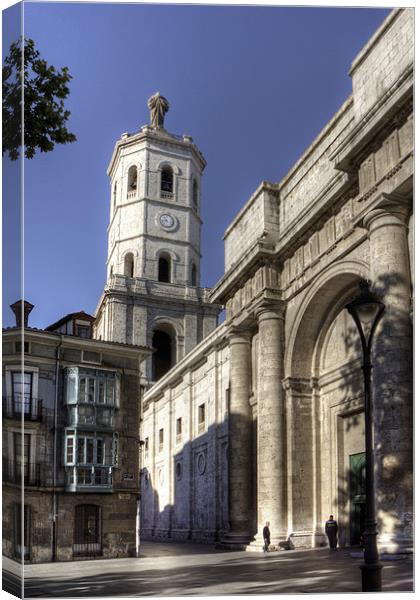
xmin=247 ymin=531 xmax=289 ymax=552
xmin=288 ymin=530 xmax=322 ymax=549
xmin=217 ymin=532 xmax=254 ymax=551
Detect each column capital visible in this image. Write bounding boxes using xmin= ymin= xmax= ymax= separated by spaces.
xmin=226 ymin=326 xmax=252 ymax=344
xmin=362 ymin=192 xmax=411 ymax=233
xmin=254 ymin=299 xmax=285 ymax=322
xmin=282 ymin=376 xmax=312 ymax=396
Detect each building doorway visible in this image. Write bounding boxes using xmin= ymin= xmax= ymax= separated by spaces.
xmin=349 ymin=452 xmax=366 ymax=545
xmin=74 ymin=505 xmax=102 ymax=557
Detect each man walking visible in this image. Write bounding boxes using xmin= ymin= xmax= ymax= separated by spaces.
xmin=263 ymin=521 xmax=271 ymax=553
xmin=325 ymin=515 xmax=338 ymax=550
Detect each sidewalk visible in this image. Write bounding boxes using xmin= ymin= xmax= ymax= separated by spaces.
xmin=3 ymin=542 xmax=414 ymax=597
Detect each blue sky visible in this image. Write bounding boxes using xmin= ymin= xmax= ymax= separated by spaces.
xmin=2 ymin=2 xmax=391 ymax=328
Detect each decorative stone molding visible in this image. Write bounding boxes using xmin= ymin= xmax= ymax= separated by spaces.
xmin=282 ymin=377 xmax=313 ymax=397
xmin=362 ymin=192 xmax=411 ymax=234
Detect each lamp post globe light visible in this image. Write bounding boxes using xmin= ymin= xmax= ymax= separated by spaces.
xmin=345 ymin=279 xmax=385 ymax=592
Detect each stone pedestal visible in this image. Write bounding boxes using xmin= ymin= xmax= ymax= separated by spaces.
xmin=222 ymin=330 xmax=254 ymax=548
xmin=364 ymin=196 xmax=413 ymax=553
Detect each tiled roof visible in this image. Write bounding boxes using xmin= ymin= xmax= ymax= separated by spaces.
xmin=3 ymin=326 xmax=151 ymax=352
xmin=45 ymin=311 xmax=95 ymax=331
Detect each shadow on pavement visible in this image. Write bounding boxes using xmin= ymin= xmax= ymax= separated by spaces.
xmin=22 ymin=548 xmax=413 ymax=597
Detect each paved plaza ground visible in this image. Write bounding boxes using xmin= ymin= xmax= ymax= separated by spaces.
xmin=3 ymin=542 xmax=414 ymax=597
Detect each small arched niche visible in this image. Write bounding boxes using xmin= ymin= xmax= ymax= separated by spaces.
xmin=191 ymin=262 xmax=197 ymax=286
xmin=161 ymin=166 xmax=173 ymax=194
xmin=152 ymin=325 xmax=175 ymax=381
xmin=158 ymin=253 xmax=171 ymax=283
xmin=124 ymin=253 xmax=135 ymax=278
xmin=127 ymin=166 xmax=138 ymax=195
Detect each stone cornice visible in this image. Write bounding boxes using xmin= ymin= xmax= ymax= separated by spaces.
xmin=101 ymin=275 xmax=220 ymax=307
xmin=275 ymin=171 xmax=352 ymax=261
xmin=331 ymin=67 xmax=413 ymax=173
xmin=107 ymin=127 xmax=206 ymax=179
xmin=209 ymin=243 xmax=275 ymax=304
xmin=107 ymin=197 xmax=203 ymax=235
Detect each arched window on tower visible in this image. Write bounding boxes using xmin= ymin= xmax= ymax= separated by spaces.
xmin=191 ymin=263 xmax=197 ymax=286
xmin=158 ymin=253 xmax=171 ymax=283
xmin=152 ymin=328 xmax=175 ymax=381
xmin=161 ymin=166 xmax=173 ymax=194
xmin=127 ymin=166 xmax=137 ymax=196
xmin=124 ymin=253 xmax=134 ymax=278
xmin=192 ymin=180 xmax=198 ymax=211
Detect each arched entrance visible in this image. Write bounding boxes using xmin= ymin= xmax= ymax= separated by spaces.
xmin=284 ymin=263 xmax=368 ymax=547
xmin=152 ymin=326 xmax=175 ymax=381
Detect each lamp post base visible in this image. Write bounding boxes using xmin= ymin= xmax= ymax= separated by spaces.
xmin=360 ymin=563 xmax=383 ymax=592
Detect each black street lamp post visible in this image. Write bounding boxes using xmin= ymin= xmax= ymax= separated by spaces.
xmin=346 ymin=280 xmax=385 ymax=593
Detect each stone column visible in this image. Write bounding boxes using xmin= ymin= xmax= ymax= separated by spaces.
xmin=223 ymin=329 xmax=253 ymax=547
xmin=254 ymin=304 xmax=287 ymax=547
xmin=364 ymin=196 xmax=412 ymax=553
xmin=282 ymin=376 xmax=324 ymax=549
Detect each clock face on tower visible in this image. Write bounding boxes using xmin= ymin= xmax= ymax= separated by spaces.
xmin=160 ymin=213 xmax=175 ymax=229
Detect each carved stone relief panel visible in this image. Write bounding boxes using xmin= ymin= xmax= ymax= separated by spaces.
xmin=357 ymin=115 xmax=412 ymax=200
xmin=303 ymin=242 xmax=311 ymax=270
xmin=398 ymin=114 xmax=413 ymax=157
xmin=375 ymin=130 xmax=400 ymax=181
xmin=359 ymin=154 xmax=376 ymax=194
xmin=309 ymin=232 xmax=320 ymax=263
xmin=325 ymin=217 xmax=336 ymax=250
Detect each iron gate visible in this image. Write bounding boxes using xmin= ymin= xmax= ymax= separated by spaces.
xmin=73 ymin=504 xmax=102 ymax=557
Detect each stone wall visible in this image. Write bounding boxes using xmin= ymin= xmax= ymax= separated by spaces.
xmin=350 ymin=9 xmax=413 ymax=122
xmin=140 ymin=325 xmax=230 ymax=542
xmin=224 ymin=182 xmax=279 ymax=271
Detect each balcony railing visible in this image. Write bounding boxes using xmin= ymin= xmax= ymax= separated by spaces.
xmin=65 ymin=466 xmax=113 ymax=491
xmin=2 ymin=459 xmax=41 ymax=486
xmin=2 ymin=396 xmax=43 ymax=421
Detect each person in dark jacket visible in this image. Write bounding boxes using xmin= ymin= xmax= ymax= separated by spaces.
xmin=325 ymin=515 xmax=338 ymax=550
xmin=263 ymin=521 xmax=271 ymax=553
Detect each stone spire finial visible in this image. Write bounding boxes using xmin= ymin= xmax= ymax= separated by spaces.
xmin=147 ymin=92 xmax=170 ymax=128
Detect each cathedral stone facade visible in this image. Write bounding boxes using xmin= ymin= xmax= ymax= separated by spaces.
xmin=136 ymin=9 xmax=413 ymax=556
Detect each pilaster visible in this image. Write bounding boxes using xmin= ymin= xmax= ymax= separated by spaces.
xmin=282 ymin=376 xmax=322 ymax=549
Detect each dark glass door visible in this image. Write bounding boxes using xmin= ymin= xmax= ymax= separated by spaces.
xmin=349 ymin=452 xmax=366 ymax=545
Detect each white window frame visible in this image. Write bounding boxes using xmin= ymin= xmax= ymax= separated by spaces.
xmin=5 ymin=365 xmax=39 ymax=418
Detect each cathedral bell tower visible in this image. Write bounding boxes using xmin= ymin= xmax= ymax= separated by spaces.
xmin=94 ymin=94 xmax=220 ymax=383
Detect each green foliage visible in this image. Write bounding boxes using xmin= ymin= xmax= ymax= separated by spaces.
xmin=2 ymin=37 xmax=76 ymax=160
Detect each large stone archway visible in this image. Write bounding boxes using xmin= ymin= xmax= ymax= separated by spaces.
xmin=283 ymin=262 xmax=368 ymax=548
